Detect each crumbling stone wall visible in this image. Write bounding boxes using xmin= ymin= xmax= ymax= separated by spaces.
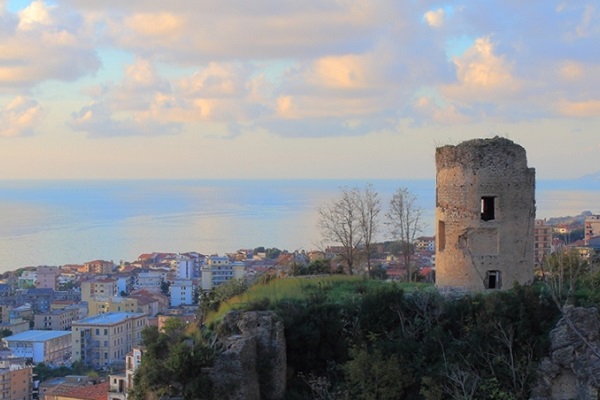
xmin=212 ymin=310 xmax=287 ymax=400
xmin=435 ymin=137 xmax=535 ymax=291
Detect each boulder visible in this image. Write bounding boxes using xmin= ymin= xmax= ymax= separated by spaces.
xmin=531 ymin=306 xmax=600 ymax=400
xmin=211 ymin=311 xmax=286 ymax=400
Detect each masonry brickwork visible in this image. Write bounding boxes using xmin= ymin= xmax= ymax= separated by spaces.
xmin=435 ymin=137 xmax=535 ymax=291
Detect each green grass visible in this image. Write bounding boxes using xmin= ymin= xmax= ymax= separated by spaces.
xmin=204 ymin=275 xmax=433 ymax=325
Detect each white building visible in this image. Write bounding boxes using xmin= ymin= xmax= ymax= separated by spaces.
xmin=177 ymin=255 xmax=194 ymax=279
xmin=3 ymin=330 xmax=72 ymax=365
xmin=170 ymin=279 xmax=194 ymax=307
xmin=134 ymin=272 xmax=164 ymax=293
xmin=201 ymin=256 xmax=245 ymax=291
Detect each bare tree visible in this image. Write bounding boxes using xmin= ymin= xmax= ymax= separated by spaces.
xmin=386 ymin=187 xmax=423 ymax=282
xmin=358 ymin=183 xmax=381 ymax=277
xmin=318 ymin=186 xmax=363 ymax=275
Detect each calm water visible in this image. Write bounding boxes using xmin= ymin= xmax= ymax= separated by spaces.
xmin=0 ymin=179 xmax=598 ymax=273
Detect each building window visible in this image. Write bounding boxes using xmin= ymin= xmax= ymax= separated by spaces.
xmin=481 ymin=196 xmax=496 ymax=221
xmin=486 ymin=270 xmax=501 ymax=289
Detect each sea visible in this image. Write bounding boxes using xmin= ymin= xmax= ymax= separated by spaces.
xmin=0 ymin=179 xmax=598 ymax=273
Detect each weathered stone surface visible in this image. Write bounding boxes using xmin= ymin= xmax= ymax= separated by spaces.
xmin=435 ymin=136 xmax=536 ymax=291
xmin=211 ymin=311 xmax=286 ymax=400
xmin=531 ymin=306 xmax=600 ymax=400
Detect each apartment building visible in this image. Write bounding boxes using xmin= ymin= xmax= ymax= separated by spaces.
xmin=81 ymin=277 xmax=118 ymax=303
xmin=534 ymin=219 xmax=553 ymax=267
xmin=87 ymin=297 xmax=139 ymax=317
xmin=71 ymin=312 xmax=147 ymax=368
xmin=83 ymin=260 xmax=115 ymax=274
xmin=415 ymin=236 xmax=436 ymax=252
xmin=87 ymin=290 xmax=169 ymax=318
xmin=36 ymin=266 xmax=59 ymax=290
xmin=34 ymin=307 xmax=80 ymax=331
xmin=170 ymin=279 xmax=195 ymax=307
xmin=201 ymin=256 xmax=245 ymax=290
xmin=3 ymin=330 xmax=72 ymax=365
xmin=585 ymin=214 xmax=600 ymax=246
xmin=133 ymin=271 xmax=164 ymax=293
xmin=0 ymin=357 xmax=33 ymax=400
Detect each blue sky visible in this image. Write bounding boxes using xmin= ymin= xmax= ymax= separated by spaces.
xmin=0 ymin=0 xmax=599 ymax=179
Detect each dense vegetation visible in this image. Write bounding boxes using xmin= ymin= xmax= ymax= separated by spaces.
xmin=130 ymin=273 xmax=574 ymax=399
xmin=278 ymin=281 xmax=560 ymax=399
xmin=128 ymin=249 xmax=600 ymax=399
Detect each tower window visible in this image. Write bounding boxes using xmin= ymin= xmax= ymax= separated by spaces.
xmin=438 ymin=221 xmax=446 ymax=251
xmin=481 ymin=196 xmax=495 ymax=221
xmin=486 ymin=270 xmax=501 ymax=289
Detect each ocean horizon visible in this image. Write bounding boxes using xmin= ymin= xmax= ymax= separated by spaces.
xmin=0 ymin=178 xmax=598 ymax=273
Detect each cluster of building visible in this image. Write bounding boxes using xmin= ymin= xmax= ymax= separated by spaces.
xmin=0 ymin=253 xmax=250 ymax=399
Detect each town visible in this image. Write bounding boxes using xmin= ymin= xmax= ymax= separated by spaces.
xmin=0 ymin=209 xmax=597 ymax=399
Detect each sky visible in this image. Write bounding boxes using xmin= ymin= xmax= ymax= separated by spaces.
xmin=0 ymin=0 xmax=599 ymax=180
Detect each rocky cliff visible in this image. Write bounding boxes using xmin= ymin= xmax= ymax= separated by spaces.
xmin=211 ymin=310 xmax=286 ymax=400
xmin=531 ymin=306 xmax=600 ymax=400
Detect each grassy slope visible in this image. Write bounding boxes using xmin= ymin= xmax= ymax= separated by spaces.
xmin=205 ymin=275 xmax=431 ymax=325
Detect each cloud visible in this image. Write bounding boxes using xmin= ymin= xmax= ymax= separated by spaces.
xmin=414 ymin=96 xmax=470 ymax=125
xmin=18 ymin=0 xmax=53 ymax=31
xmin=68 ymin=101 xmax=182 ymax=137
xmin=558 ymin=100 xmax=600 ymax=117
xmin=0 ymin=96 xmax=43 ymax=137
xmin=0 ymin=0 xmax=100 ymax=91
xmin=444 ymin=37 xmax=520 ymax=96
xmin=5 ymin=0 xmax=598 ymax=140
xmin=424 ymin=8 xmax=445 ymax=28
xmin=70 ymin=58 xmax=265 ymax=136
xmin=71 ymin=1 xmax=390 ymax=62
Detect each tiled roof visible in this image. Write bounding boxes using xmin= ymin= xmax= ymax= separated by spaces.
xmin=46 ymin=381 xmax=109 ymax=400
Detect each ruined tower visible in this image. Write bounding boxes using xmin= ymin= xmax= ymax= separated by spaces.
xmin=435 ymin=137 xmax=535 ymax=291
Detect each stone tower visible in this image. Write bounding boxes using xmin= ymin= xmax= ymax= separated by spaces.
xmin=435 ymin=137 xmax=535 ymax=291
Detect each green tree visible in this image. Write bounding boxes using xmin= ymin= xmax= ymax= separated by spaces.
xmin=344 ymin=347 xmax=412 ymax=400
xmin=130 ymin=326 xmax=213 ymax=400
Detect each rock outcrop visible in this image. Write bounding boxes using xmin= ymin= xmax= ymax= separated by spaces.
xmin=531 ymin=306 xmax=600 ymax=400
xmin=211 ymin=311 xmax=286 ymax=400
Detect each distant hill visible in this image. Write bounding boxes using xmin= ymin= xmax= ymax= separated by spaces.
xmin=546 ymin=210 xmax=592 ymax=226
xmin=579 ymin=170 xmax=600 ymax=180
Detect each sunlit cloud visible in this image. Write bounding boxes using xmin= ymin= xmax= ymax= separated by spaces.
xmin=18 ymin=0 xmax=52 ymax=30
xmin=558 ymin=99 xmax=600 ymax=117
xmin=424 ymin=8 xmax=445 ymax=28
xmin=559 ymin=60 xmax=584 ymax=80
xmin=441 ymin=37 xmax=521 ymax=104
xmin=0 ymin=0 xmax=99 ymax=90
xmin=0 ymin=96 xmax=43 ymax=137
